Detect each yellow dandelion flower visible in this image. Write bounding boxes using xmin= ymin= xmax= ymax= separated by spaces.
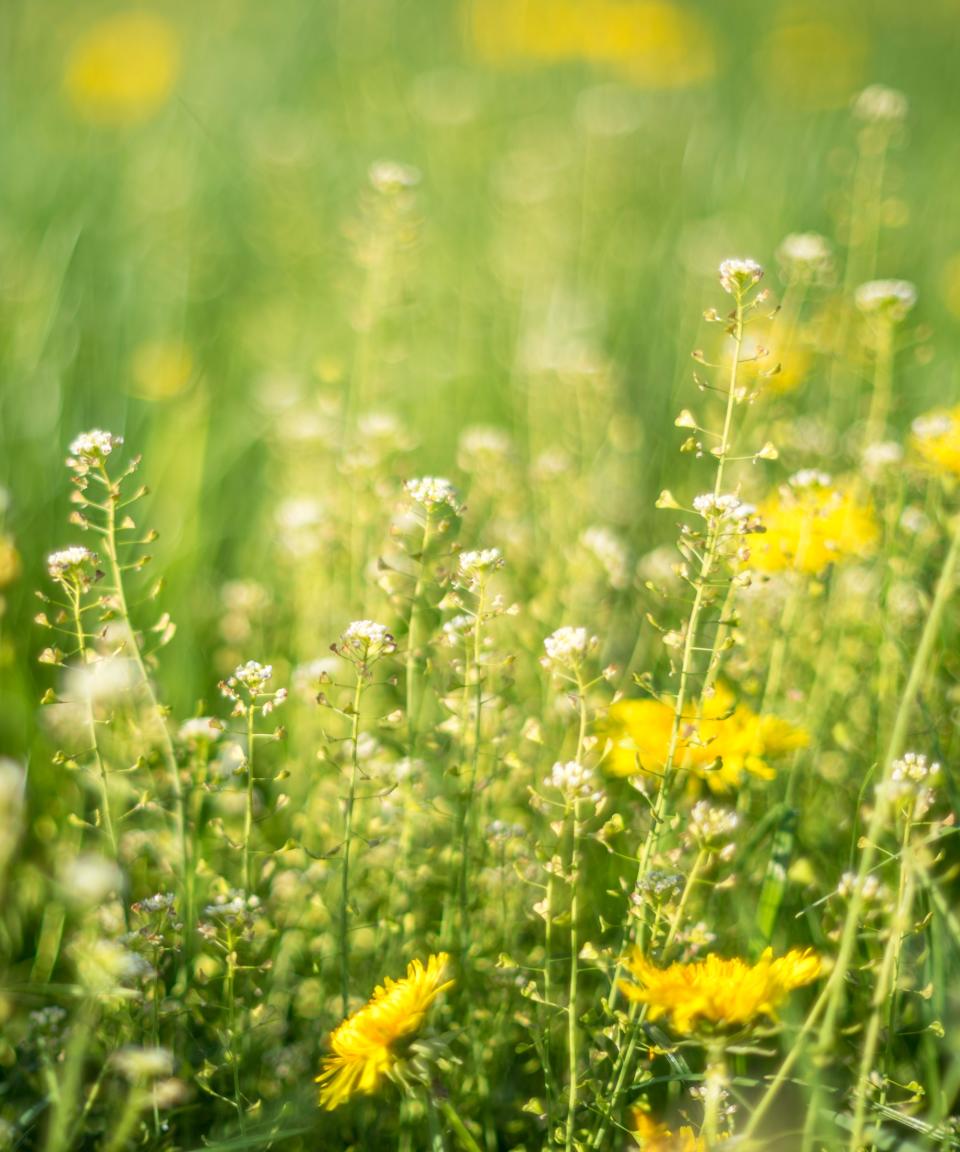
xmin=316 ymin=954 xmax=453 ymax=1110
xmin=721 ymin=318 xmax=812 ymax=396
xmin=64 ymin=12 xmax=180 ymax=125
xmin=605 ymin=685 xmax=808 ymax=793
xmin=620 ymin=948 xmax=821 ymax=1036
xmin=911 ymin=405 xmax=960 ymax=478
xmin=468 ymin=0 xmax=715 ymax=90
xmin=630 ymin=1112 xmax=706 ymax=1150
xmin=751 ymin=475 xmax=878 ymax=574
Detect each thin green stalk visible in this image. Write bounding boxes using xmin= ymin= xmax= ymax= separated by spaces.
xmin=68 ymin=586 xmax=118 ymax=864
xmin=243 ymin=704 xmax=256 ymax=894
xmin=848 ymin=817 xmax=916 ymax=1152
xmin=565 ymin=795 xmax=582 ymax=1152
xmin=864 ymin=317 xmax=895 ymax=449
xmin=438 ymin=1098 xmax=484 ymax=1152
xmin=340 ymin=671 xmax=365 ymax=1017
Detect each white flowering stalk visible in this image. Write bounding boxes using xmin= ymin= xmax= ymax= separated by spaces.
xmin=855 ymin=279 xmax=917 ymax=449
xmin=331 ymin=620 xmax=396 ymax=1015
xmin=220 ymin=660 xmax=286 ymax=893
xmin=592 ymin=260 xmax=772 ymax=1151
xmin=54 ymin=431 xmax=190 ymax=944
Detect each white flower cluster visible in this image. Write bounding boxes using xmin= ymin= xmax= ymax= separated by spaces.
xmin=458 ymin=425 xmax=512 ymax=470
xmin=852 ymin=84 xmax=908 ymax=125
xmin=693 ymin=492 xmax=759 ymax=532
xmin=880 ymin=752 xmax=941 ymax=818
xmin=68 ymin=429 xmax=123 ymax=466
xmin=581 ymin=526 xmax=630 ymax=589
xmin=133 ymin=892 xmax=177 ymax=914
xmin=544 ymin=760 xmax=600 ymax=800
xmin=202 ymin=890 xmax=262 ymax=923
xmin=47 ymin=546 xmax=97 ymax=582
xmin=718 ymin=258 xmax=763 ymax=296
xmin=178 ymin=716 xmax=222 ymax=744
xmin=542 ymin=625 xmax=594 ymax=672
xmin=339 ymin=620 xmax=397 ymax=663
xmin=689 ymin=800 xmax=739 ymax=848
xmin=862 ymin=441 xmax=904 ymax=470
xmin=227 ymin=660 xmax=274 ymax=693
xmin=111 ymin=1046 xmax=175 ymax=1083
xmin=404 ymin=476 xmax=460 ymax=513
xmin=855 ymin=279 xmax=917 ymax=321
xmin=912 ymin=411 xmax=954 ymax=441
xmin=837 ymin=871 xmax=890 ymax=905
xmin=369 ymin=159 xmax=421 ymax=194
xmin=788 ymin=469 xmax=832 ymax=491
xmin=776 ymin=232 xmax=833 ymax=282
xmin=458 ymin=547 xmax=504 ymax=587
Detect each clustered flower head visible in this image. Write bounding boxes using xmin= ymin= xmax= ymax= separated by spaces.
xmin=457 ymin=547 xmax=504 ymax=588
xmin=718 ymin=258 xmax=763 ymax=296
xmin=47 ymin=546 xmax=98 ymax=585
xmin=692 ymin=493 xmax=761 ymax=534
xmin=404 ymin=476 xmax=460 ymax=514
xmin=879 ymin=751 xmax=941 ymax=819
xmin=111 ymin=1046 xmax=175 ymax=1083
xmin=220 ymin=661 xmax=287 ymax=715
xmin=67 ymin=429 xmax=123 ymax=474
xmin=852 ymin=83 xmax=908 ymax=126
xmin=854 ymin=279 xmax=917 ymax=322
xmin=337 ymin=620 xmax=397 ymax=666
xmin=542 ymin=626 xmax=596 ymax=673
xmin=911 ymin=405 xmax=960 ymax=477
xmin=837 ymin=871 xmax=891 ymax=906
xmin=201 ymin=889 xmax=262 ymax=929
xmin=776 ymin=232 xmax=833 ymax=284
xmin=620 ymin=947 xmax=821 ymax=1036
xmin=316 ymin=954 xmax=453 ymax=1110
xmin=544 ymin=760 xmax=599 ymax=800
xmin=689 ymin=800 xmax=739 ymax=851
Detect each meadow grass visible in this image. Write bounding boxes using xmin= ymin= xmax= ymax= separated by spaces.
xmin=1 ymin=4 xmax=960 ymax=1151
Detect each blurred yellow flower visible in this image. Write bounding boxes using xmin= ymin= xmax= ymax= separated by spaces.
xmin=630 ymin=1112 xmax=706 ymax=1151
xmin=64 ymin=12 xmax=180 ymax=124
xmin=723 ymin=319 xmax=812 ymax=396
xmin=620 ymin=947 xmax=821 ymax=1035
xmin=605 ymin=685 xmax=807 ymax=793
xmin=0 ymin=536 xmax=20 ymax=589
xmin=131 ymin=341 xmax=194 ymax=400
xmin=911 ymin=405 xmax=960 ymax=477
xmin=757 ymin=19 xmax=865 ymax=110
xmin=316 ymin=954 xmax=453 ymax=1110
xmin=469 ymin=0 xmax=715 ymax=89
xmin=751 ymin=476 xmax=878 ymax=573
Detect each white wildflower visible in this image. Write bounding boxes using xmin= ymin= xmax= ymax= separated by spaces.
xmin=718 ymin=258 xmax=763 ymax=295
xmin=855 ymin=279 xmax=917 ymax=321
xmin=369 ymin=160 xmax=421 ymax=194
xmin=338 ymin=620 xmax=397 ymax=663
xmin=542 ymin=626 xmax=594 ymax=671
xmin=458 ymin=547 xmax=504 ymax=587
xmin=404 ymin=476 xmax=460 ymax=513
xmin=178 ymin=716 xmax=222 ymax=744
xmin=112 ymin=1046 xmax=175 ymax=1083
xmin=47 ymin=546 xmax=97 ymax=583
xmin=776 ymin=232 xmax=833 ymax=283
xmin=852 ymin=84 xmax=908 ymax=125
xmin=580 ymin=526 xmax=630 ymax=589
xmin=544 ymin=760 xmax=600 ymax=800
xmin=67 ymin=429 xmax=123 ymax=470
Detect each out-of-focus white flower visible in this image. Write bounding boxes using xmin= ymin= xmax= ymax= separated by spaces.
xmin=369 ymin=160 xmax=421 ymax=194
xmin=544 ymin=760 xmax=601 ymax=800
xmin=112 ymin=1046 xmax=175 ymax=1082
xmin=852 ymin=84 xmax=908 ymax=125
xmin=581 ymin=526 xmax=630 ymax=589
xmin=776 ymin=232 xmax=833 ymax=283
xmin=0 ymin=758 xmax=25 ymax=876
xmin=338 ymin=620 xmax=397 ymax=664
xmin=62 ymin=854 xmax=124 ymax=906
xmin=855 ymin=279 xmax=917 ymax=321
xmin=67 ymin=430 xmax=123 ymax=471
xmin=458 ymin=548 xmax=504 ymax=588
xmin=47 ymin=546 xmax=98 ymax=583
xmin=689 ymin=801 xmax=739 ymax=848
xmin=404 ymin=476 xmax=460 ymax=513
xmin=542 ymin=626 xmax=595 ymax=672
xmin=65 ymin=657 xmax=138 ymax=705
xmin=178 ymin=716 xmax=222 ymax=744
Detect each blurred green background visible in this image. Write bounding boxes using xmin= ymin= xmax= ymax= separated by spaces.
xmin=2 ymin=0 xmax=960 ymax=754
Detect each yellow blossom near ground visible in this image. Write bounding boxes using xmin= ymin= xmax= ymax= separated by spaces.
xmin=620 ymin=948 xmax=821 ymax=1035
xmin=751 ymin=479 xmax=878 ymax=574
xmin=630 ymin=1112 xmax=706 ymax=1151
xmin=131 ymin=341 xmax=194 ymax=400
xmin=316 ymin=954 xmax=453 ymax=1110
xmin=910 ymin=405 xmax=960 ymax=477
xmin=605 ymin=685 xmax=807 ymax=792
xmin=468 ymin=0 xmax=715 ymax=89
xmin=64 ymin=12 xmax=180 ymax=125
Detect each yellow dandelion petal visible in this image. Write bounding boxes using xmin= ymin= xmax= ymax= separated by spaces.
xmin=316 ymin=953 xmax=453 ymax=1110
xmin=604 ymin=686 xmax=806 ymax=792
xmin=752 ymin=484 xmax=878 ymax=574
xmin=620 ymin=948 xmax=821 ymax=1036
xmin=65 ymin=12 xmax=180 ymax=125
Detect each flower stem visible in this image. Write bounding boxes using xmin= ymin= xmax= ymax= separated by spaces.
xmin=340 ymin=671 xmax=365 ymax=1017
